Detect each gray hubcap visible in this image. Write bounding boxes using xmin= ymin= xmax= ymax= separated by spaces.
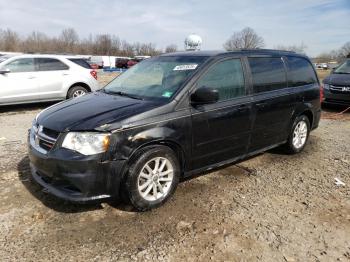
xmin=293 ymin=120 xmax=308 ymax=149
xmin=137 ymin=157 xmax=174 ymax=201
xmin=72 ymin=90 xmax=86 ymax=98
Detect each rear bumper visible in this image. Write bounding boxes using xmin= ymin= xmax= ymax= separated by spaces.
xmin=28 ymin=132 xmax=126 ymax=203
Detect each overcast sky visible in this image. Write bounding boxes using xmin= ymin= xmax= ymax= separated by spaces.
xmin=0 ymin=0 xmax=349 ymax=56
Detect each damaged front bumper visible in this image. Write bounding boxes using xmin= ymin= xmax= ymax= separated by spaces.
xmin=28 ymin=129 xmax=125 ymax=203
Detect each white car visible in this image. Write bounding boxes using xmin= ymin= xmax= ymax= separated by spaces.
xmin=0 ymin=54 xmax=100 ymax=106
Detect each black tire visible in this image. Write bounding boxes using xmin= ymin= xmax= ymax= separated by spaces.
xmin=283 ymin=115 xmax=310 ymax=154
xmin=67 ymin=86 xmax=88 ymax=99
xmin=124 ymin=145 xmax=180 ymax=211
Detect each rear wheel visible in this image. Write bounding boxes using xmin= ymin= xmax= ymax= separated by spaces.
xmin=284 ymin=115 xmax=310 ymax=154
xmin=67 ymin=86 xmax=88 ymax=99
xmin=124 ymin=146 xmax=180 ymax=211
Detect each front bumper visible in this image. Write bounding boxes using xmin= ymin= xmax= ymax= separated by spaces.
xmin=323 ymin=89 xmax=350 ymax=105
xmin=28 ymin=129 xmax=125 ymax=203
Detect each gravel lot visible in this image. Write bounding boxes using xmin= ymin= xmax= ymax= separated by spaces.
xmin=0 ymin=71 xmax=349 ymax=261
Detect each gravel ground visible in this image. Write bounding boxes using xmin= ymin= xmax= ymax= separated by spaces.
xmin=0 ymin=71 xmax=349 ymax=261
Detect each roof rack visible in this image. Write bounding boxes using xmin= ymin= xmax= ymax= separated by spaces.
xmin=237 ymin=48 xmax=296 ymax=53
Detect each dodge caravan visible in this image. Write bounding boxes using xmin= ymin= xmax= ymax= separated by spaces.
xmin=28 ymin=50 xmax=321 ymax=210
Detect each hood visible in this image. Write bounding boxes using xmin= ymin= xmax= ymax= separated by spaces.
xmin=323 ymin=73 xmax=350 ymax=86
xmin=37 ymin=92 xmax=160 ymax=132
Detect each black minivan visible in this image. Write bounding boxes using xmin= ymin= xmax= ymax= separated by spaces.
xmin=322 ymin=59 xmax=350 ymax=105
xmin=28 ymin=50 xmax=321 ymax=210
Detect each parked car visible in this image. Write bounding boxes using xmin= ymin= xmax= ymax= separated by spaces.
xmin=28 ymin=50 xmax=321 ymax=210
xmin=0 ymin=54 xmax=99 ymax=105
xmin=88 ymin=56 xmax=104 ymax=69
xmin=115 ymin=58 xmax=129 ymax=69
xmin=127 ymin=58 xmax=140 ymax=68
xmin=322 ymin=59 xmax=350 ymax=105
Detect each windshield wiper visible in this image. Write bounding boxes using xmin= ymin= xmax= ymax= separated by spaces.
xmin=334 ymin=72 xmax=350 ymax=74
xmin=104 ymin=90 xmax=143 ymax=100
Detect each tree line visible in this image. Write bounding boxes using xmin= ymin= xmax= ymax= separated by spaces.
xmin=224 ymin=27 xmax=349 ymax=62
xmin=0 ymin=28 xmax=178 ymax=57
xmin=1 ymin=27 xmax=348 ymax=61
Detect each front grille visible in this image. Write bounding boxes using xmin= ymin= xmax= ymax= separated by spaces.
xmin=32 ymin=125 xmax=60 ymax=153
xmin=330 ymin=85 xmax=350 ymax=94
xmin=42 ymin=127 xmax=59 ymax=140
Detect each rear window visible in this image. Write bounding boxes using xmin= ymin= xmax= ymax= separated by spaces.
xmin=37 ymin=58 xmax=69 ymax=71
xmin=69 ymin=58 xmax=92 ymax=69
xmin=286 ymin=56 xmax=318 ymax=87
xmin=248 ymin=57 xmax=287 ymax=93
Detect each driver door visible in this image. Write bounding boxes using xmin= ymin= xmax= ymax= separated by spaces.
xmin=0 ymin=58 xmax=40 ymax=104
xmin=190 ymin=58 xmax=253 ymax=170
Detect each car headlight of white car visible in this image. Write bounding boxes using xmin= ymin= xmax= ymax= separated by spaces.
xmin=62 ymin=132 xmax=110 ymax=155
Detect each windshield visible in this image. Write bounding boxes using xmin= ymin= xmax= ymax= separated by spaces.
xmin=0 ymin=55 xmax=12 ymax=63
xmin=334 ymin=60 xmax=350 ymax=74
xmin=104 ymin=56 xmax=208 ymax=100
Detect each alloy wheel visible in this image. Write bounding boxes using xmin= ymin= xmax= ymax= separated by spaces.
xmin=137 ymin=157 xmax=174 ymax=201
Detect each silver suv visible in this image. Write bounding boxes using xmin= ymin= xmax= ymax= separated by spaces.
xmin=0 ymin=54 xmax=100 ymax=105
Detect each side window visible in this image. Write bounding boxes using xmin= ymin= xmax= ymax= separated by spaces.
xmin=37 ymin=58 xmax=69 ymax=71
xmin=286 ymin=56 xmax=318 ymax=87
xmin=4 ymin=58 xmax=35 ymax=73
xmin=248 ymin=57 xmax=287 ymax=93
xmin=197 ymin=59 xmax=245 ymax=101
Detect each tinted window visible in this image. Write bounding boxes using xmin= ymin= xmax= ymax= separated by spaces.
xmin=248 ymin=57 xmax=287 ymax=93
xmin=69 ymin=58 xmax=91 ymax=69
xmin=4 ymin=58 xmax=35 ymax=73
xmin=197 ymin=59 xmax=245 ymax=101
xmin=286 ymin=56 xmax=318 ymax=87
xmin=37 ymin=58 xmax=69 ymax=71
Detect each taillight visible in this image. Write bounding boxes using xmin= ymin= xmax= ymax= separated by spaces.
xmin=90 ymin=70 xmax=97 ymax=80
xmin=320 ymin=85 xmax=324 ymax=102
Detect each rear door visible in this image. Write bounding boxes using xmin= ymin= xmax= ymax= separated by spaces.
xmin=248 ymin=56 xmax=295 ymax=152
xmin=35 ymin=58 xmax=69 ymax=100
xmin=0 ymin=58 xmax=39 ymax=104
xmin=190 ymin=57 xmax=253 ymax=170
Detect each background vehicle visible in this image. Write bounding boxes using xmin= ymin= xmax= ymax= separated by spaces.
xmin=127 ymin=58 xmax=140 ymax=68
xmin=115 ymin=58 xmax=130 ymax=69
xmin=0 ymin=54 xmax=99 ymax=105
xmin=322 ymin=59 xmax=350 ymax=105
xmin=29 ymin=50 xmax=321 ymax=211
xmin=88 ymin=56 xmax=103 ymax=69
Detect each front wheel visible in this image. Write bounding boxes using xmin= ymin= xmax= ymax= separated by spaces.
xmin=124 ymin=146 xmax=180 ymax=211
xmin=284 ymin=115 xmax=310 ymax=154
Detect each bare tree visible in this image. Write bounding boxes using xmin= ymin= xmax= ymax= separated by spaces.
xmin=59 ymin=28 xmax=79 ymax=53
xmin=275 ymin=43 xmax=307 ymax=54
xmin=339 ymin=42 xmax=350 ymax=58
xmin=165 ymin=44 xmax=178 ymax=53
xmin=224 ymin=27 xmax=264 ymax=50
xmin=0 ymin=28 xmax=20 ymax=51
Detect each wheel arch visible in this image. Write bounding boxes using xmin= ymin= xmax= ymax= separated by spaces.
xmin=126 ymin=139 xmax=186 ymax=177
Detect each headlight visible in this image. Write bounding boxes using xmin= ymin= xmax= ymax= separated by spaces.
xmin=323 ymin=84 xmax=330 ymax=90
xmin=62 ymin=132 xmax=110 ymax=155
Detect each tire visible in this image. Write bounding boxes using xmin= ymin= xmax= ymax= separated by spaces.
xmin=284 ymin=115 xmax=310 ymax=154
xmin=67 ymin=86 xmax=88 ymax=99
xmin=124 ymin=146 xmax=180 ymax=211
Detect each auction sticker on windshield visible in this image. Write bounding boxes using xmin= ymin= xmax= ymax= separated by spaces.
xmin=173 ymin=64 xmax=198 ymax=71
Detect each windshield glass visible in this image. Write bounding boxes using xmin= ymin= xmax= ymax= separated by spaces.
xmin=334 ymin=60 xmax=350 ymax=74
xmin=104 ymin=56 xmax=208 ymax=100
xmin=0 ymin=55 xmax=12 ymax=63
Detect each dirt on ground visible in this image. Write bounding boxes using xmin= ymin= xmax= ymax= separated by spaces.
xmin=0 ymin=71 xmax=349 ymax=262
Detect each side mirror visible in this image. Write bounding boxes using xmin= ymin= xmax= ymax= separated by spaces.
xmin=0 ymin=69 xmax=10 ymax=74
xmin=190 ymin=87 xmax=219 ymax=105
